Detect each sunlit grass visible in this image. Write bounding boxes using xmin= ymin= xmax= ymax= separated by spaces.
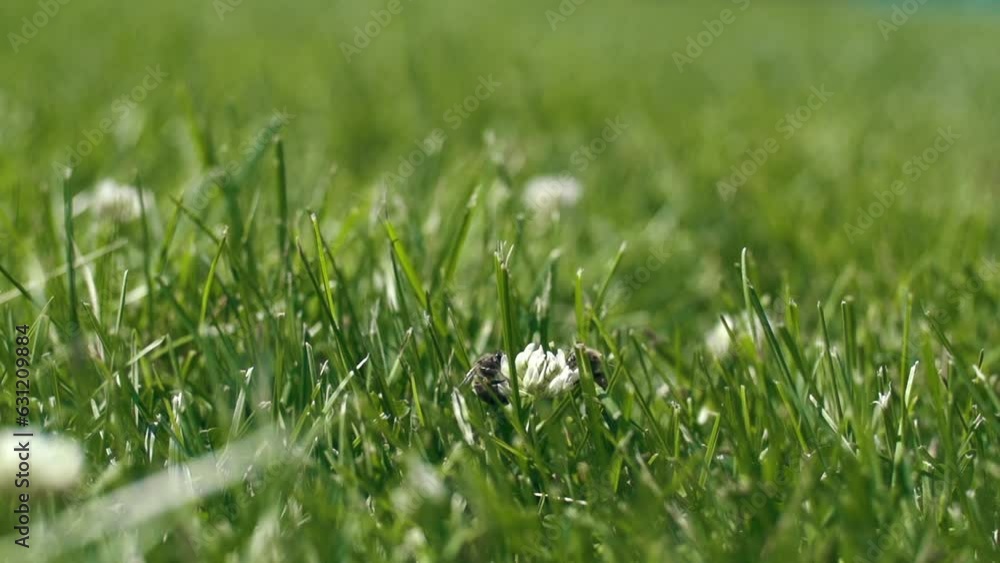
xmin=0 ymin=1 xmax=998 ymax=561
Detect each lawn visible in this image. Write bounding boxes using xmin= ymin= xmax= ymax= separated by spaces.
xmin=0 ymin=0 xmax=998 ymax=561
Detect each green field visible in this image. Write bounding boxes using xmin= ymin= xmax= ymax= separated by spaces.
xmin=1 ymin=0 xmax=998 ymax=561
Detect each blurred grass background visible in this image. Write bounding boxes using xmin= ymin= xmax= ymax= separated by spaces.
xmin=1 ymin=0 xmax=999 ymax=561
xmin=2 ymin=0 xmax=998 ymax=333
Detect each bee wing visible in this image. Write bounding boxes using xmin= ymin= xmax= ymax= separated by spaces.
xmin=460 ymin=365 xmax=478 ymax=387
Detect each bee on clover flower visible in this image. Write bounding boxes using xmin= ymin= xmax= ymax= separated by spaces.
xmin=463 ymin=343 xmax=607 ymax=405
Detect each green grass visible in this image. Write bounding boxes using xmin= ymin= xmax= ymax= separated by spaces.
xmin=1 ymin=0 xmax=999 ymax=561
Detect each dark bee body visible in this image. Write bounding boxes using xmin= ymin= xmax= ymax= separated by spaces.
xmin=466 ymin=352 xmax=510 ymax=405
xmin=568 ymin=347 xmax=608 ymax=390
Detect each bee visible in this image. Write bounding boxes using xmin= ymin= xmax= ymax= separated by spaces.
xmin=463 ymin=347 xmax=609 ymax=405
xmin=463 ymin=352 xmax=511 ymax=405
xmin=567 ymin=346 xmax=608 ymax=390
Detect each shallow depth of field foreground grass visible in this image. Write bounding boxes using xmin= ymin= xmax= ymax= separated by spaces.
xmin=1 ymin=0 xmax=999 ymax=561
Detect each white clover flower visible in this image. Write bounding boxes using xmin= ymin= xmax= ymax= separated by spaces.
xmin=502 ymin=343 xmax=577 ymax=397
xmin=73 ymin=179 xmax=150 ymax=222
xmin=523 ymin=174 xmax=582 ymax=215
xmin=469 ymin=345 xmax=605 ymax=404
xmin=546 ymin=366 xmax=580 ymax=395
xmin=0 ymin=429 xmax=84 ymax=492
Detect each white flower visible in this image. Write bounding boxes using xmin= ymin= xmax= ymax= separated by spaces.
xmin=502 ymin=343 xmax=577 ymax=397
xmin=546 ymin=367 xmax=580 ymax=395
xmin=873 ymin=387 xmax=892 ymax=411
xmin=523 ymin=175 xmax=582 ymax=214
xmin=704 ymin=312 xmax=768 ymax=357
xmin=0 ymin=429 xmax=84 ymax=491
xmin=705 ymin=314 xmax=735 ymax=357
xmin=697 ymin=406 xmax=718 ymax=425
xmin=73 ymin=179 xmax=149 ymax=222
xmin=407 ymin=459 xmax=445 ymax=502
xmin=483 ymin=129 xmax=526 ymax=173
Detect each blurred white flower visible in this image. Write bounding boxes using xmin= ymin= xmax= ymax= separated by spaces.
xmin=407 ymin=459 xmax=446 ymax=502
xmin=391 ymin=457 xmax=447 ymax=516
xmin=523 ymin=174 xmax=582 ymax=214
xmin=0 ymin=429 xmax=84 ymax=491
xmin=697 ymin=406 xmax=719 ymax=426
xmin=483 ymin=129 xmax=526 ymax=173
xmin=502 ymin=343 xmax=578 ymax=397
xmin=873 ymin=387 xmax=892 ymax=412
xmin=704 ymin=312 xmax=768 ymax=357
xmin=73 ymin=179 xmax=150 ymax=222
xmin=705 ymin=314 xmax=736 ymax=357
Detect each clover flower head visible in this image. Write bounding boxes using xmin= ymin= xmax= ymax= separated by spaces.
xmin=523 ymin=175 xmax=582 ymax=215
xmin=468 ymin=344 xmax=606 ymax=404
xmin=502 ymin=343 xmax=577 ymax=397
xmin=74 ymin=179 xmax=150 ymax=222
